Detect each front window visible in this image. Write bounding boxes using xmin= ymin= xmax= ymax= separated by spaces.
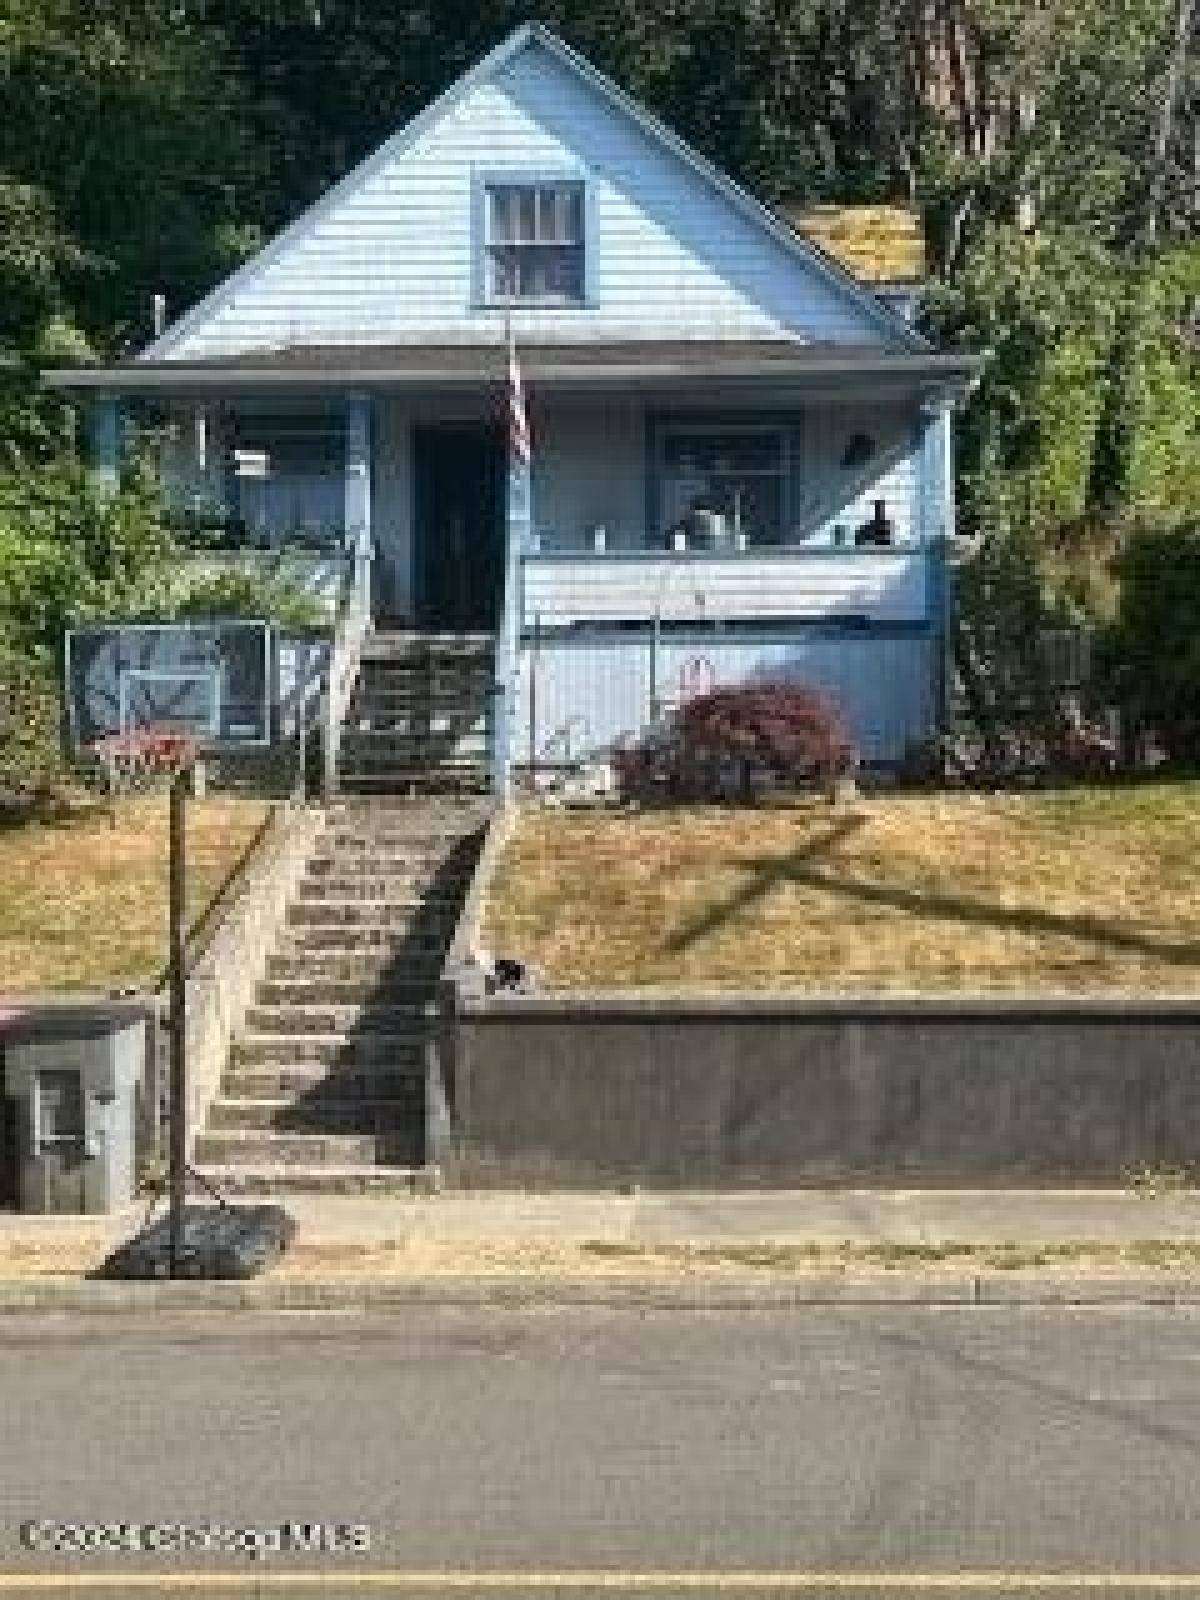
xmin=485 ymin=181 xmax=585 ymax=305
xmin=658 ymin=426 xmax=787 ymax=548
xmin=229 ymin=413 xmax=345 ymax=546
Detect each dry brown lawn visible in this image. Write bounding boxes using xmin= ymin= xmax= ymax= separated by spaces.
xmin=484 ymin=783 xmax=1200 ymax=993
xmin=0 ymin=794 xmax=270 ymax=993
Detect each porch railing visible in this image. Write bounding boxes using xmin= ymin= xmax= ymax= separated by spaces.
xmin=321 ymin=528 xmax=373 ymax=801
xmin=519 ymin=545 xmax=934 ymax=630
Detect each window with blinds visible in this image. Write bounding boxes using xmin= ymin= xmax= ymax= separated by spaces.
xmin=484 ymin=181 xmax=586 ymax=305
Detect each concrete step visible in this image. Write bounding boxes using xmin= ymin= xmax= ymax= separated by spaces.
xmin=296 ymin=877 xmax=469 ymax=902
xmin=265 ymin=952 xmax=445 ymax=982
xmin=231 ymin=1033 xmax=427 ymax=1068
xmin=349 ymin=684 xmax=492 ymax=707
xmin=287 ymin=899 xmax=461 ymax=928
xmin=255 ymin=978 xmax=439 ymax=1008
xmin=193 ymin=1163 xmax=438 ymax=1196
xmin=307 ymin=843 xmax=475 ymax=867
xmin=207 ymin=1095 xmax=420 ymax=1134
xmin=336 ymin=772 xmax=490 ymax=795
xmin=193 ymin=1128 xmax=422 ymax=1168
xmin=243 ymin=1003 xmax=431 ymax=1035
xmin=362 ymin=632 xmax=493 ymax=656
xmin=338 ymin=753 xmax=488 ymax=776
xmin=341 ymin=727 xmax=487 ymax=747
xmin=321 ymin=803 xmax=490 ymax=830
xmin=318 ymin=832 xmax=485 ymax=855
xmin=312 ymin=831 xmax=473 ymax=853
xmin=352 ymin=676 xmax=492 ymax=699
xmin=278 ymin=926 xmax=453 ymax=954
xmin=324 ymin=795 xmax=491 ymax=812
xmin=299 ymin=870 xmax=473 ymax=896
xmin=342 ymin=726 xmax=489 ymax=742
xmin=222 ymin=1064 xmax=424 ymax=1099
xmin=346 ymin=692 xmax=488 ymax=710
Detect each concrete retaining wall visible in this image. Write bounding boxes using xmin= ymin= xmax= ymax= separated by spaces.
xmin=167 ymin=802 xmax=324 ymax=1156
xmin=450 ymin=994 xmax=1200 ymax=1186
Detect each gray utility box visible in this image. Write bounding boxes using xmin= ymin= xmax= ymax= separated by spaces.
xmin=1 ymin=1002 xmax=151 ymax=1214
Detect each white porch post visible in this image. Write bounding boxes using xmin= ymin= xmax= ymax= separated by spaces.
xmin=919 ymin=397 xmax=954 ymax=545
xmin=920 ymin=397 xmax=956 ymax=737
xmin=344 ymin=393 xmax=374 ymax=624
xmin=496 ymin=443 xmax=531 ymax=802
xmin=87 ymin=396 xmax=121 ymax=498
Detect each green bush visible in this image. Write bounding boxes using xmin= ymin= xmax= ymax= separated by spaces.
xmin=0 ymin=460 xmax=174 ymax=659
xmin=1101 ymin=523 xmax=1200 ymax=765
xmin=161 ymin=567 xmax=327 ymax=633
xmin=0 ymin=633 xmax=66 ymax=806
xmin=953 ymin=529 xmax=1066 ymax=745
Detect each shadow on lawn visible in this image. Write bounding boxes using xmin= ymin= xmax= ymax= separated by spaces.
xmin=666 ymin=813 xmax=1200 ymax=971
xmin=0 ymin=793 xmax=103 ymax=833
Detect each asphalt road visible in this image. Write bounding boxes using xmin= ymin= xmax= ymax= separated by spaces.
xmin=0 ymin=1304 xmax=1199 ymax=1595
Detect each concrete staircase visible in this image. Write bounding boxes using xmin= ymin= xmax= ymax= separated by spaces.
xmin=194 ymin=799 xmax=489 ymax=1194
xmin=337 ymin=632 xmax=495 ymax=796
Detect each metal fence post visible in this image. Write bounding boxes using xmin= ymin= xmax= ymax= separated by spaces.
xmin=294 ymin=645 xmax=307 ymax=804
xmin=167 ymin=768 xmax=188 ymax=1278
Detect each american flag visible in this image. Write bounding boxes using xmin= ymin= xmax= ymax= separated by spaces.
xmin=507 ymin=320 xmax=530 ymax=468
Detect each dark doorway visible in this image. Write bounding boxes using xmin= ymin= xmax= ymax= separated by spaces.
xmin=413 ymin=423 xmax=505 ymax=631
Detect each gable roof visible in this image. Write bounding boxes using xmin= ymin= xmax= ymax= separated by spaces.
xmin=141 ymin=21 xmax=928 ymax=363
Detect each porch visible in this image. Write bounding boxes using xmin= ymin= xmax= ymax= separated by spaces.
xmin=53 ymin=339 xmax=973 ymax=781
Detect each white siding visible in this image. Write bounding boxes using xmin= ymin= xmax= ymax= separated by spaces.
xmin=165 ymin=41 xmax=890 ymax=360
xmin=794 ymin=401 xmax=922 ymax=545
xmin=534 ymin=397 xmax=645 ymax=547
xmin=522 ymin=550 xmax=930 ymax=627
xmin=532 ymin=397 xmax=922 ymax=550
xmin=517 ymin=631 xmax=936 ymax=766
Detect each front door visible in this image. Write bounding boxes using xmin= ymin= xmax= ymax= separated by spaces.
xmin=413 ymin=423 xmax=505 ymax=631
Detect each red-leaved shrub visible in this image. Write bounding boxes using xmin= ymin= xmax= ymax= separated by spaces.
xmin=614 ymin=683 xmax=857 ymax=803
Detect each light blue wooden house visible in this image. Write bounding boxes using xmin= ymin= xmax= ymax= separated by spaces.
xmin=50 ymin=21 xmax=980 ymax=792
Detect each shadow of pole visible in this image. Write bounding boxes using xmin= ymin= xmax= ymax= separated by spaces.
xmin=665 ymin=814 xmax=868 ymax=953
xmin=667 ymin=814 xmax=1200 ymax=972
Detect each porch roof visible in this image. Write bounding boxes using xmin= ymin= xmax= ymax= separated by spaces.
xmin=44 ymin=339 xmax=982 ymax=397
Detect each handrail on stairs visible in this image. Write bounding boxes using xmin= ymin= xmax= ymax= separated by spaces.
xmin=321 ymin=527 xmax=373 ymax=802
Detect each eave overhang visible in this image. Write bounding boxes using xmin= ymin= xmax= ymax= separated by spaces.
xmin=44 ymin=343 xmax=983 ymax=399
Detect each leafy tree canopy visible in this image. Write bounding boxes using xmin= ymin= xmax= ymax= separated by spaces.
xmin=0 ymin=0 xmax=1193 ymax=578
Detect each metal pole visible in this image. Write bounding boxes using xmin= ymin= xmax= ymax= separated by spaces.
xmin=295 ymin=644 xmax=307 ymax=804
xmin=650 ymin=611 xmax=661 ymax=724
xmin=168 ymin=769 xmax=187 ymax=1278
xmin=528 ymin=612 xmax=540 ymax=784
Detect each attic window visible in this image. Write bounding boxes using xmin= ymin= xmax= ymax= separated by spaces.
xmin=484 ymin=181 xmax=585 ymax=305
